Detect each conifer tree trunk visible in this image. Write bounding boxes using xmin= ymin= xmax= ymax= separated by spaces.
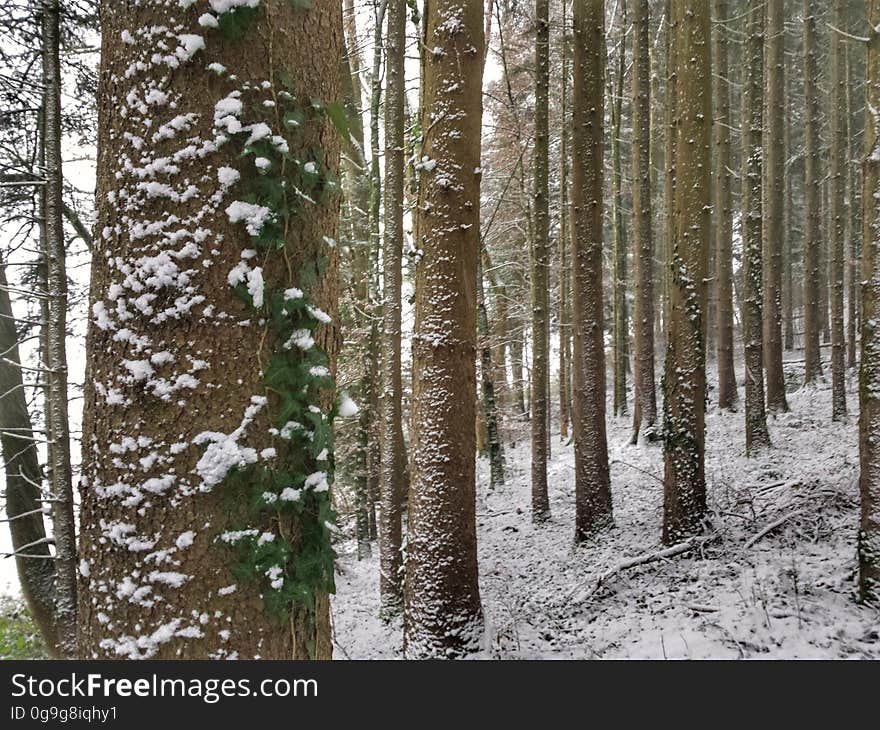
xmin=803 ymin=0 xmax=824 ymax=383
xmin=571 ymin=0 xmax=612 ymax=541
xmin=478 ymin=255 xmax=505 ymax=488
xmin=41 ymin=0 xmax=76 ymax=656
xmin=859 ymin=0 xmax=880 ymax=604
xmin=80 ymin=0 xmax=342 ymax=660
xmin=531 ymin=0 xmax=551 ymax=519
xmin=763 ymin=0 xmax=788 ymax=412
xmin=662 ymin=0 xmax=677 ymax=347
xmin=714 ymin=0 xmax=738 ymax=411
xmin=830 ymin=0 xmax=848 ymax=420
xmin=404 ymin=0 xmax=484 ymax=658
xmin=784 ymin=65 xmax=795 ymax=353
xmin=559 ymin=0 xmax=572 ymax=439
xmin=379 ymin=0 xmax=406 ymax=615
xmin=742 ymin=0 xmax=771 ymax=453
xmin=611 ymin=4 xmax=629 ymax=419
xmin=631 ymin=0 xmax=658 ymax=442
xmin=662 ymin=0 xmax=711 ymax=542
xmin=846 ymin=45 xmax=859 ymax=369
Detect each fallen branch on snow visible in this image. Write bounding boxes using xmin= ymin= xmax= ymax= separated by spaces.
xmin=744 ymin=510 xmax=804 ymax=548
xmin=568 ymin=533 xmax=719 ymax=605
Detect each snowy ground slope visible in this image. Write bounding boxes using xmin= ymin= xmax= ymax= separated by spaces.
xmin=331 ymin=361 xmax=880 ymax=659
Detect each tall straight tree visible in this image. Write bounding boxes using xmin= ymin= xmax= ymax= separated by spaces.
xmin=630 ymin=0 xmax=658 ymax=442
xmin=830 ymin=0 xmax=848 ymax=420
xmin=662 ymin=0 xmax=712 ymax=542
xmin=559 ymin=0 xmax=572 ymax=439
xmin=860 ymin=0 xmax=880 ymax=605
xmin=763 ymin=0 xmax=788 ymax=412
xmin=531 ymin=0 xmax=551 ymax=519
xmin=803 ymin=0 xmax=824 ymax=384
xmin=405 ymin=0 xmax=484 ymax=658
xmin=571 ymin=0 xmax=612 ymax=541
xmin=714 ymin=0 xmax=737 ymax=411
xmin=378 ymin=0 xmax=406 ymax=614
xmin=742 ymin=0 xmax=771 ymax=452
xmin=41 ymin=0 xmax=77 ymax=657
xmin=80 ymin=0 xmax=342 ymax=659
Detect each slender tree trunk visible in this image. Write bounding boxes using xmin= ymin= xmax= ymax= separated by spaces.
xmin=0 ymin=257 xmax=60 ymax=656
xmin=631 ymin=0 xmax=658 ymax=442
xmin=404 ymin=0 xmax=484 ymax=658
xmin=662 ymin=0 xmax=677 ymax=347
xmin=662 ymin=0 xmax=712 ymax=542
xmin=611 ymin=4 xmax=629 ymax=419
xmin=571 ymin=0 xmax=612 ymax=541
xmin=743 ymin=0 xmax=771 ymax=452
xmin=559 ymin=0 xmax=572 ymax=439
xmin=479 ymin=255 xmax=505 ymax=488
xmin=830 ymin=0 xmax=848 ymax=419
xmin=378 ymin=0 xmax=406 ymax=616
xmin=846 ymin=43 xmax=859 ymax=369
xmin=763 ymin=0 xmax=788 ymax=412
xmin=41 ymin=0 xmax=76 ymax=656
xmin=80 ymin=0 xmax=342 ymax=659
xmin=714 ymin=0 xmax=738 ymax=411
xmin=531 ymin=0 xmax=551 ymax=519
xmin=804 ymin=1 xmax=824 ymax=383
xmin=783 ymin=63 xmax=795 ymax=353
xmin=860 ymin=0 xmax=880 ymax=604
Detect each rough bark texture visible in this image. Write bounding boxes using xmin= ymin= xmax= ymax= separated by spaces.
xmin=662 ymin=0 xmax=711 ymax=543
xmin=571 ymin=0 xmax=612 ymax=541
xmin=763 ymin=0 xmax=788 ymax=413
xmin=531 ymin=0 xmax=551 ymax=519
xmin=860 ymin=0 xmax=880 ymax=604
xmin=713 ymin=0 xmax=737 ymax=411
xmin=830 ymin=0 xmax=848 ymax=420
xmin=379 ymin=0 xmax=406 ymax=614
xmin=611 ymin=5 xmax=628 ymax=419
xmin=559 ymin=0 xmax=572 ymax=439
xmin=80 ymin=0 xmax=341 ymax=660
xmin=742 ymin=0 xmax=771 ymax=453
xmin=0 ymin=257 xmax=60 ymax=655
xmin=404 ymin=0 xmax=484 ymax=658
xmin=630 ymin=0 xmax=657 ymax=443
xmin=478 ymin=255 xmax=505 ymax=489
xmin=803 ymin=0 xmax=824 ymax=384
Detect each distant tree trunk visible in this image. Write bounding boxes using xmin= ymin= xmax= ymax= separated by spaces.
xmin=41 ymin=0 xmax=76 ymax=657
xmin=559 ymin=0 xmax=572 ymax=439
xmin=611 ymin=3 xmax=629 ymax=419
xmin=742 ymin=0 xmax=771 ymax=453
xmin=803 ymin=1 xmax=824 ymax=384
xmin=763 ymin=0 xmax=788 ymax=413
xmin=80 ymin=0 xmax=341 ymax=660
xmin=0 ymin=257 xmax=60 ymax=656
xmin=859 ymin=0 xmax=880 ymax=605
xmin=846 ymin=44 xmax=859 ymax=369
xmin=530 ymin=0 xmax=551 ymax=519
xmin=662 ymin=0 xmax=677 ymax=347
xmin=378 ymin=0 xmax=406 ymax=615
xmin=631 ymin=0 xmax=658 ymax=443
xmin=405 ymin=0 xmax=484 ymax=658
xmin=662 ymin=0 xmax=711 ymax=542
xmin=783 ymin=64 xmax=795 ymax=353
xmin=479 ymin=255 xmax=505 ymax=488
xmin=571 ymin=0 xmax=612 ymax=541
xmin=714 ymin=0 xmax=737 ymax=411
xmin=830 ymin=0 xmax=848 ymax=420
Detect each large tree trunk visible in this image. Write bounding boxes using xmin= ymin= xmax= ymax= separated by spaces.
xmin=630 ymin=0 xmax=658 ymax=443
xmin=379 ymin=0 xmax=406 ymax=615
xmin=763 ymin=0 xmax=788 ymax=413
xmin=79 ymin=0 xmax=342 ymax=660
xmin=830 ymin=0 xmax=848 ymax=420
xmin=742 ymin=0 xmax=771 ymax=453
xmin=803 ymin=0 xmax=824 ymax=384
xmin=530 ymin=0 xmax=551 ymax=520
xmin=404 ymin=0 xmax=484 ymax=658
xmin=662 ymin=0 xmax=711 ymax=542
xmin=713 ymin=0 xmax=738 ymax=411
xmin=41 ymin=0 xmax=76 ymax=657
xmin=571 ymin=0 xmax=612 ymax=541
xmin=860 ymin=0 xmax=880 ymax=604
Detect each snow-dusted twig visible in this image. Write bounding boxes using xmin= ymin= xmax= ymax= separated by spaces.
xmin=744 ymin=510 xmax=803 ymax=548
xmin=568 ymin=533 xmax=719 ymax=605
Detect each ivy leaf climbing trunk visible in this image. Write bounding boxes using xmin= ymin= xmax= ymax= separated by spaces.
xmin=80 ymin=0 xmax=342 ymax=660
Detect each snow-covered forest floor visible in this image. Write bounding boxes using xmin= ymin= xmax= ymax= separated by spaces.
xmin=331 ymin=359 xmax=880 ymax=659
